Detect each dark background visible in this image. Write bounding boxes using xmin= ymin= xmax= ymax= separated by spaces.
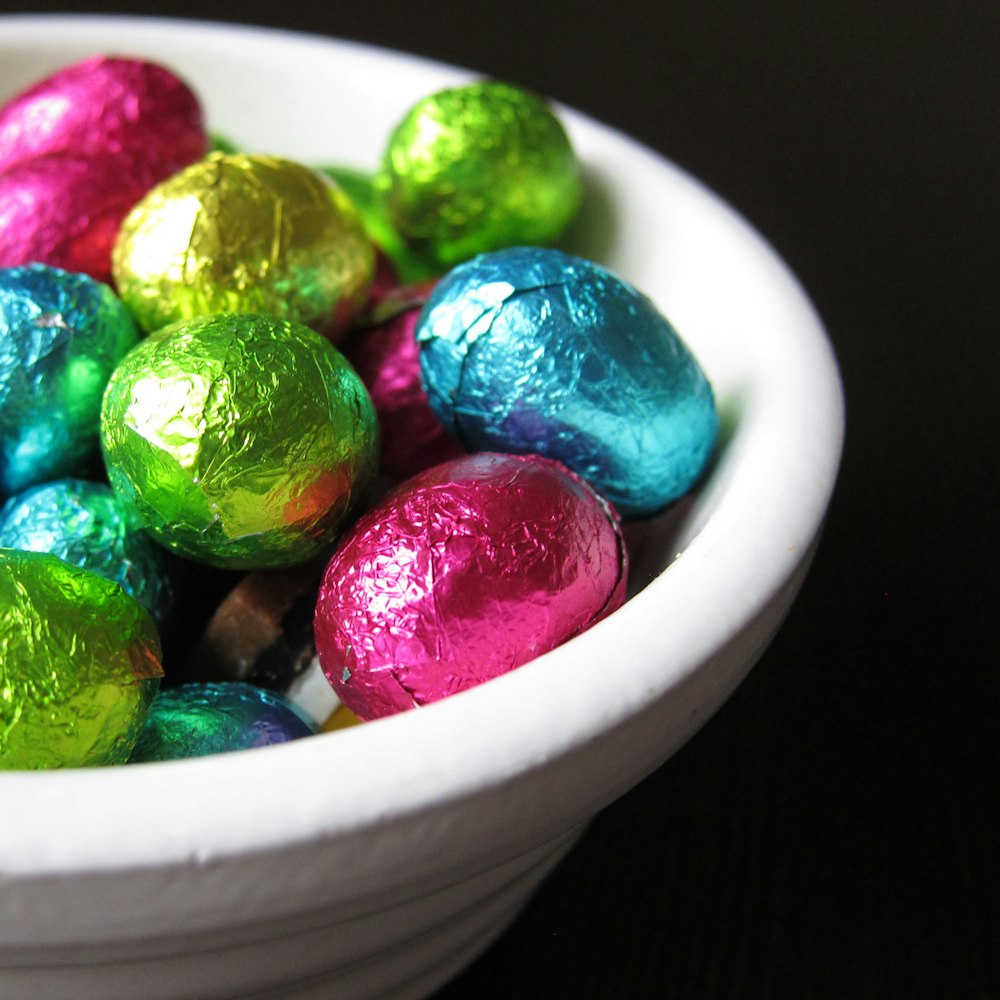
xmin=4 ymin=2 xmax=997 ymax=996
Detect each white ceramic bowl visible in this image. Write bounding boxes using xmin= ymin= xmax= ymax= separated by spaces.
xmin=0 ymin=15 xmax=844 ymax=1000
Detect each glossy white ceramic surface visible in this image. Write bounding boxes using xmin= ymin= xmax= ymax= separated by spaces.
xmin=0 ymin=15 xmax=844 ymax=999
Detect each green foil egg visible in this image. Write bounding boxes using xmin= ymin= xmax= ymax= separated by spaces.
xmin=377 ymin=80 xmax=583 ymax=268
xmin=0 ymin=548 xmax=162 ymax=769
xmin=112 ymin=152 xmax=375 ymax=337
xmin=100 ymin=313 xmax=379 ymax=570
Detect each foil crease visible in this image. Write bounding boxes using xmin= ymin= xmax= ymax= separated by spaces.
xmin=129 ymin=682 xmax=316 ymax=763
xmin=0 ymin=263 xmax=139 ymax=494
xmin=112 ymin=152 xmax=375 ymax=336
xmin=0 ymin=478 xmax=174 ymax=628
xmin=100 ymin=313 xmax=379 ymax=570
xmin=417 ymin=246 xmax=719 ymax=519
xmin=314 ymin=452 xmax=627 ymax=720
xmin=0 ymin=548 xmax=162 ymax=770
xmin=378 ymin=81 xmax=582 ymax=267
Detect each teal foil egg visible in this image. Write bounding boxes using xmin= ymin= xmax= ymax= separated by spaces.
xmin=129 ymin=682 xmax=317 ymax=763
xmin=0 ymin=264 xmax=139 ymax=494
xmin=0 ymin=478 xmax=173 ymax=628
xmin=417 ymin=247 xmax=718 ymax=518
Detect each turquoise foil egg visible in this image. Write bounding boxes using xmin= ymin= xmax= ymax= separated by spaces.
xmin=129 ymin=682 xmax=317 ymax=763
xmin=0 ymin=478 xmax=173 ymax=628
xmin=416 ymin=247 xmax=718 ymax=518
xmin=0 ymin=264 xmax=139 ymax=494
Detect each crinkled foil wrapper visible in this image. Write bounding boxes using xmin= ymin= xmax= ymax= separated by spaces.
xmin=417 ymin=246 xmax=719 ymax=519
xmin=113 ymin=152 xmax=375 ymax=336
xmin=378 ymin=81 xmax=583 ymax=267
xmin=343 ymin=284 xmax=465 ymax=481
xmin=0 ymin=478 xmax=173 ymax=628
xmin=314 ymin=452 xmax=627 ymax=720
xmin=100 ymin=313 xmax=379 ymax=570
xmin=0 ymin=54 xmax=206 ymax=179
xmin=0 ymin=549 xmax=162 ymax=769
xmin=129 ymin=682 xmax=315 ymax=763
xmin=0 ymin=264 xmax=139 ymax=494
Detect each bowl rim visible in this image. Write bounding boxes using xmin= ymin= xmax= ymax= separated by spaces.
xmin=0 ymin=13 xmax=845 ymax=876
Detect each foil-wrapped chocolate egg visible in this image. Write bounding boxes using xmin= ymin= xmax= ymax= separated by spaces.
xmin=0 ymin=151 xmax=157 ymax=285
xmin=0 ymin=478 xmax=173 ymax=628
xmin=0 ymin=263 xmax=139 ymax=494
xmin=128 ymin=681 xmax=316 ymax=763
xmin=377 ymin=81 xmax=582 ymax=268
xmin=314 ymin=452 xmax=627 ymax=720
xmin=343 ymin=282 xmax=465 ymax=481
xmin=417 ymin=247 xmax=719 ymax=519
xmin=0 ymin=548 xmax=162 ymax=769
xmin=100 ymin=313 xmax=379 ymax=570
xmin=112 ymin=152 xmax=375 ymax=337
xmin=0 ymin=55 xmax=207 ymax=179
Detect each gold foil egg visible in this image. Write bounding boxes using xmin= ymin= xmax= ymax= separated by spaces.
xmin=112 ymin=152 xmax=375 ymax=338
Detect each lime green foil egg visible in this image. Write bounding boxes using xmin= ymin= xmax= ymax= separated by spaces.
xmin=100 ymin=313 xmax=379 ymax=570
xmin=377 ymin=80 xmax=583 ymax=268
xmin=112 ymin=152 xmax=375 ymax=337
xmin=0 ymin=549 xmax=162 ymax=769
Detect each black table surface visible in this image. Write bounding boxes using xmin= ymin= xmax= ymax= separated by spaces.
xmin=2 ymin=2 xmax=996 ymax=996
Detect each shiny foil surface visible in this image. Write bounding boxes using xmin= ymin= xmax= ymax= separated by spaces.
xmin=0 ymin=548 xmax=162 ymax=770
xmin=0 ymin=264 xmax=139 ymax=494
xmin=0 ymin=151 xmax=157 ymax=284
xmin=417 ymin=247 xmax=719 ymax=518
xmin=378 ymin=81 xmax=583 ymax=267
xmin=314 ymin=452 xmax=627 ymax=720
xmin=0 ymin=55 xmax=207 ymax=180
xmin=128 ymin=681 xmax=316 ymax=763
xmin=343 ymin=284 xmax=465 ymax=481
xmin=0 ymin=478 xmax=173 ymax=628
xmin=113 ymin=153 xmax=375 ymax=336
xmin=100 ymin=313 xmax=379 ymax=570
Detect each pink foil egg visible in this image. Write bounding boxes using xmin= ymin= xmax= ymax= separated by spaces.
xmin=343 ymin=280 xmax=465 ymax=481
xmin=0 ymin=151 xmax=153 ymax=284
xmin=0 ymin=55 xmax=207 ymax=179
xmin=314 ymin=451 xmax=628 ymax=720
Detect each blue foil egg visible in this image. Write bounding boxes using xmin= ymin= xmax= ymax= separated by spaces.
xmin=0 ymin=264 xmax=139 ymax=495
xmin=0 ymin=477 xmax=173 ymax=628
xmin=128 ymin=682 xmax=317 ymax=763
xmin=416 ymin=247 xmax=718 ymax=518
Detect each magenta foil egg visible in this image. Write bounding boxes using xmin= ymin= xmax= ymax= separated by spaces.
xmin=0 ymin=55 xmax=207 ymax=179
xmin=0 ymin=151 xmax=153 ymax=284
xmin=314 ymin=452 xmax=628 ymax=720
xmin=343 ymin=281 xmax=465 ymax=481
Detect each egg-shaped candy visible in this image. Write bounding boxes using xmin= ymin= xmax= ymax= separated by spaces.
xmin=417 ymin=246 xmax=719 ymax=519
xmin=0 ymin=548 xmax=162 ymax=769
xmin=343 ymin=282 xmax=465 ymax=481
xmin=0 ymin=55 xmax=207 ymax=179
xmin=0 ymin=151 xmax=159 ymax=285
xmin=0 ymin=478 xmax=173 ymax=627
xmin=377 ymin=80 xmax=582 ymax=268
xmin=314 ymin=452 xmax=627 ymax=720
xmin=0 ymin=264 xmax=139 ymax=494
xmin=113 ymin=152 xmax=375 ymax=337
xmin=129 ymin=682 xmax=316 ymax=763
xmin=100 ymin=313 xmax=379 ymax=570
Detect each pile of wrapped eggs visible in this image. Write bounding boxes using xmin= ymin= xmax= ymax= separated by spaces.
xmin=0 ymin=55 xmax=718 ymax=769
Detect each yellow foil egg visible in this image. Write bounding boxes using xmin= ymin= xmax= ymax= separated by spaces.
xmin=112 ymin=152 xmax=375 ymax=338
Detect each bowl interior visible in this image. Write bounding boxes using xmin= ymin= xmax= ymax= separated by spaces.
xmin=0 ymin=16 xmax=844 ymax=874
